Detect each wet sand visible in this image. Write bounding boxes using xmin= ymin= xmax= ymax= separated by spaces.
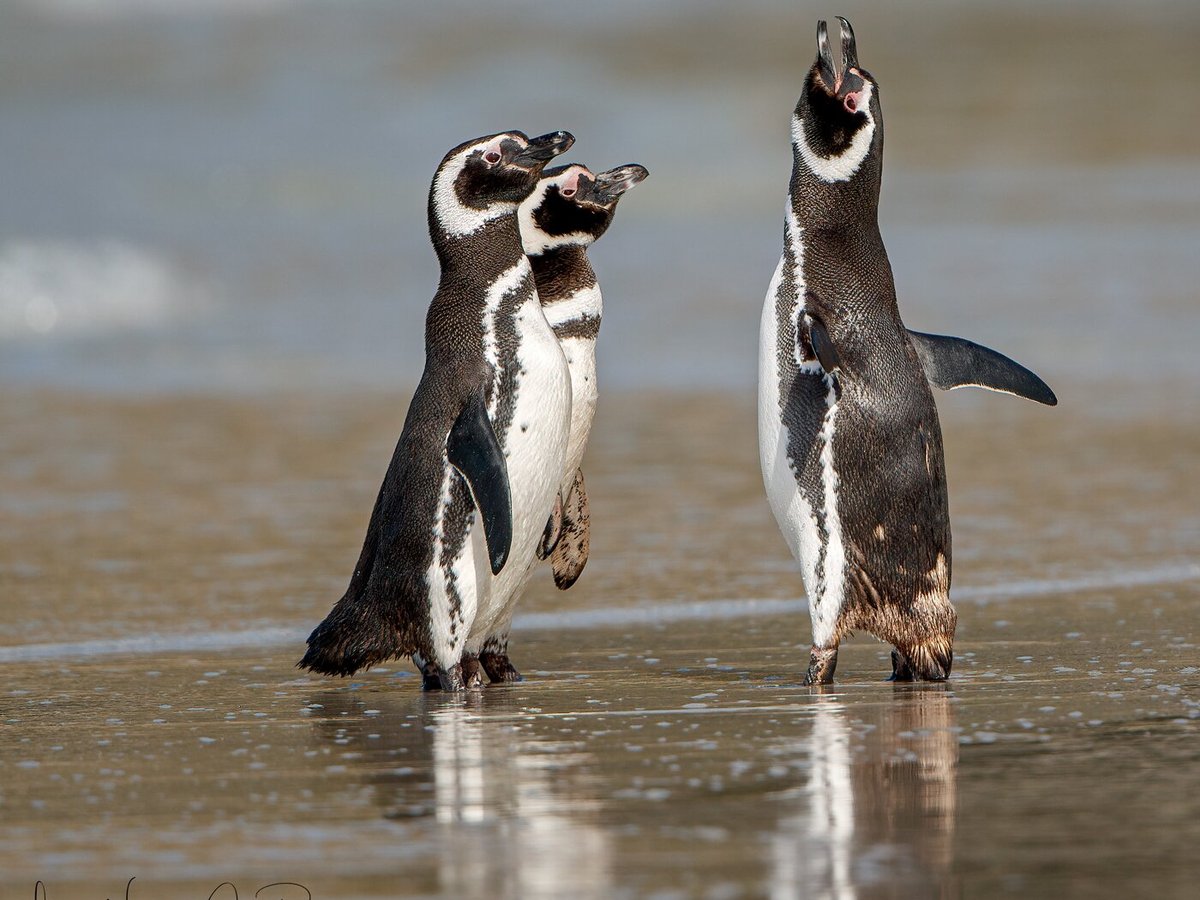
xmin=2 ymin=386 xmax=1199 ymax=898
xmin=2 ymin=596 xmax=1198 ymax=898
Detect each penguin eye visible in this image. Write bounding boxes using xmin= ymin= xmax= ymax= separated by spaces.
xmin=560 ymin=186 xmax=577 ymax=198
xmin=843 ymin=93 xmax=860 ymax=113
xmin=483 ymin=150 xmax=502 ymax=165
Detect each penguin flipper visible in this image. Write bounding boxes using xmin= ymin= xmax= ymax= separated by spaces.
xmin=805 ymin=312 xmax=841 ymax=374
xmin=551 ymin=468 xmax=590 ymax=590
xmin=446 ymin=391 xmax=513 ymax=575
xmin=537 ymin=490 xmax=564 ymax=560
xmin=908 ymin=330 xmax=1057 ymax=406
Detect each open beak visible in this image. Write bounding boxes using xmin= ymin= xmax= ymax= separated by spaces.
xmin=588 ymin=164 xmax=649 ymax=204
xmin=815 ymin=17 xmax=858 ymax=92
xmin=513 ymin=131 xmax=575 ymax=167
xmin=837 ymin=16 xmax=858 ymax=70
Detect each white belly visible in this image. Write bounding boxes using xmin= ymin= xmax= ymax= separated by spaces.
xmin=758 ymin=254 xmax=845 ymax=648
xmin=558 ymin=334 xmax=597 ymax=492
xmin=469 ymin=296 xmax=572 ymax=644
xmin=759 ymin=259 xmax=818 ymax=587
xmin=541 ymin=281 xmax=602 ymax=495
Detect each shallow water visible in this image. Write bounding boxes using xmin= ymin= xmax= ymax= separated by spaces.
xmin=3 ymin=593 xmax=1199 ymax=898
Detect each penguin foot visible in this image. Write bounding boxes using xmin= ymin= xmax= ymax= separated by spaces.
xmin=888 ymin=649 xmax=916 ymax=682
xmin=413 ymin=654 xmax=443 ymax=691
xmin=803 ymin=645 xmax=839 ymax=685
xmin=415 ymin=653 xmax=487 ymax=692
xmin=460 ymin=654 xmax=485 ymax=689
xmin=479 ymin=651 xmax=523 ymax=684
xmin=430 ymin=663 xmax=466 ymax=692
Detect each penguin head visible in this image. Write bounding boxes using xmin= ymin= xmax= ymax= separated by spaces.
xmin=791 ymin=17 xmax=882 ymax=185
xmin=519 ymin=163 xmax=649 ymax=256
xmin=430 ymin=130 xmax=575 ymax=239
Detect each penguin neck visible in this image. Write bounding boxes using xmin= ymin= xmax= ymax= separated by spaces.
xmin=527 ymin=244 xmax=596 ymax=304
xmin=432 ymin=214 xmax=528 ymax=287
xmin=788 ymin=104 xmax=884 ymax=234
xmin=788 ymin=155 xmax=882 ymax=234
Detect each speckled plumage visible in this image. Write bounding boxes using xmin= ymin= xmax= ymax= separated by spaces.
xmin=759 ymin=20 xmax=956 ymax=684
xmin=299 ymin=130 xmax=574 ymax=691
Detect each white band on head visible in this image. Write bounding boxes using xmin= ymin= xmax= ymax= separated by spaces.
xmin=518 ymin=165 xmax=595 ymax=256
xmin=432 ymin=137 xmax=518 ymax=238
xmin=792 ymin=81 xmax=876 ymax=184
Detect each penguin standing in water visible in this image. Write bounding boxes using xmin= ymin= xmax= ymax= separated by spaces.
xmin=465 ymin=161 xmax=650 ymax=680
xmin=758 ymin=19 xmax=1055 ymax=684
xmin=300 ymin=129 xmax=575 ymax=691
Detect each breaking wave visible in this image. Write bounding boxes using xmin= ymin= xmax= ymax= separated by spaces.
xmin=0 ymin=240 xmax=206 ymax=340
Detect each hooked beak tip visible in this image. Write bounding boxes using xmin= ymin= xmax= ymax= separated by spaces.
xmin=515 ymin=131 xmax=576 ymax=166
xmin=815 ymin=19 xmax=838 ymax=90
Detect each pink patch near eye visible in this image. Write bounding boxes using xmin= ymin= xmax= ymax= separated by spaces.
xmin=560 ymin=169 xmax=583 ymax=199
xmin=844 ymin=93 xmax=860 ymax=113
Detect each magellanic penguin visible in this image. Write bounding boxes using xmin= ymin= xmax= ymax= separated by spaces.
xmin=299 ymin=129 xmax=575 ymax=692
xmin=758 ymin=19 xmax=1055 ymax=685
xmin=522 ymin=162 xmax=649 ymax=589
xmin=463 ymin=162 xmax=650 ymax=683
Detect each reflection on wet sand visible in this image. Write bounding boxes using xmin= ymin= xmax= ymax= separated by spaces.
xmin=303 ymin=679 xmax=963 ymax=898
xmin=773 ymin=687 xmax=959 ymax=899
xmin=308 ymin=693 xmax=613 ymax=898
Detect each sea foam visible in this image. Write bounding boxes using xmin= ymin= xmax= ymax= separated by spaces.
xmin=0 ymin=240 xmax=204 ymax=340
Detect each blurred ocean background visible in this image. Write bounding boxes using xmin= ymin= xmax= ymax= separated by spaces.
xmin=2 ymin=0 xmax=1198 ymax=399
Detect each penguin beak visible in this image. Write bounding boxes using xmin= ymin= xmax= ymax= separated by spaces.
xmin=814 ymin=17 xmax=859 ymax=93
xmin=816 ymin=20 xmax=839 ymax=91
xmin=837 ymin=16 xmax=859 ymax=71
xmin=588 ymin=164 xmax=650 ymax=205
xmin=513 ymin=131 xmax=575 ymax=168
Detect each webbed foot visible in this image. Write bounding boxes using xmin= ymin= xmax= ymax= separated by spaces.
xmin=433 ymin=662 xmax=466 ymax=692
xmin=460 ymin=654 xmax=485 ymax=689
xmin=888 ymin=649 xmax=916 ymax=682
xmin=803 ymin=645 xmax=839 ymax=685
xmin=479 ymin=651 xmax=523 ymax=683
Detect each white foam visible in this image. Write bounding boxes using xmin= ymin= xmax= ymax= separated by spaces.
xmin=0 ymin=563 xmax=1195 ymax=664
xmin=0 ymin=240 xmax=204 ymax=339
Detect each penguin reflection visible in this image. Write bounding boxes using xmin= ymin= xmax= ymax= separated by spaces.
xmin=309 ymin=694 xmax=612 ymax=896
xmin=771 ymin=686 xmax=959 ymax=899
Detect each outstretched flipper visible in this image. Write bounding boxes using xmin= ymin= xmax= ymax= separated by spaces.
xmin=446 ymin=391 xmax=513 ymax=574
xmin=551 ymin=468 xmax=591 ymax=590
xmin=908 ymin=330 xmax=1057 ymax=406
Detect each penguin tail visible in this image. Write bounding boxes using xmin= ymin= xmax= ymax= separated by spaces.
xmin=891 ymin=634 xmax=955 ymax=682
xmin=297 ymin=593 xmax=411 ymax=677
